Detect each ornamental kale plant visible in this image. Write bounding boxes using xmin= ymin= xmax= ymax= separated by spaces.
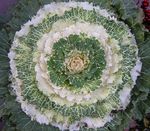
xmin=0 ymin=0 xmax=150 ymax=131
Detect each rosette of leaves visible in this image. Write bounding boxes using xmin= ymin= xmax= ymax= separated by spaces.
xmin=0 ymin=0 xmax=150 ymax=131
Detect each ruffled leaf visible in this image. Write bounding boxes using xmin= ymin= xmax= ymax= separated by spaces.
xmin=111 ymin=0 xmax=145 ymax=43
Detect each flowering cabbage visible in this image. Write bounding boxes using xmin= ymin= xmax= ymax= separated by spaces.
xmin=0 ymin=0 xmax=150 ymax=131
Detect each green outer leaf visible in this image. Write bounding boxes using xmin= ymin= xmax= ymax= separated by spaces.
xmin=2 ymin=95 xmax=59 ymax=131
xmin=0 ymin=29 xmax=10 ymax=51
xmin=111 ymin=0 xmax=145 ymax=43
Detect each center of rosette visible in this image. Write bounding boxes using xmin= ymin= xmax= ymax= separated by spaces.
xmin=65 ymin=50 xmax=89 ymax=74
